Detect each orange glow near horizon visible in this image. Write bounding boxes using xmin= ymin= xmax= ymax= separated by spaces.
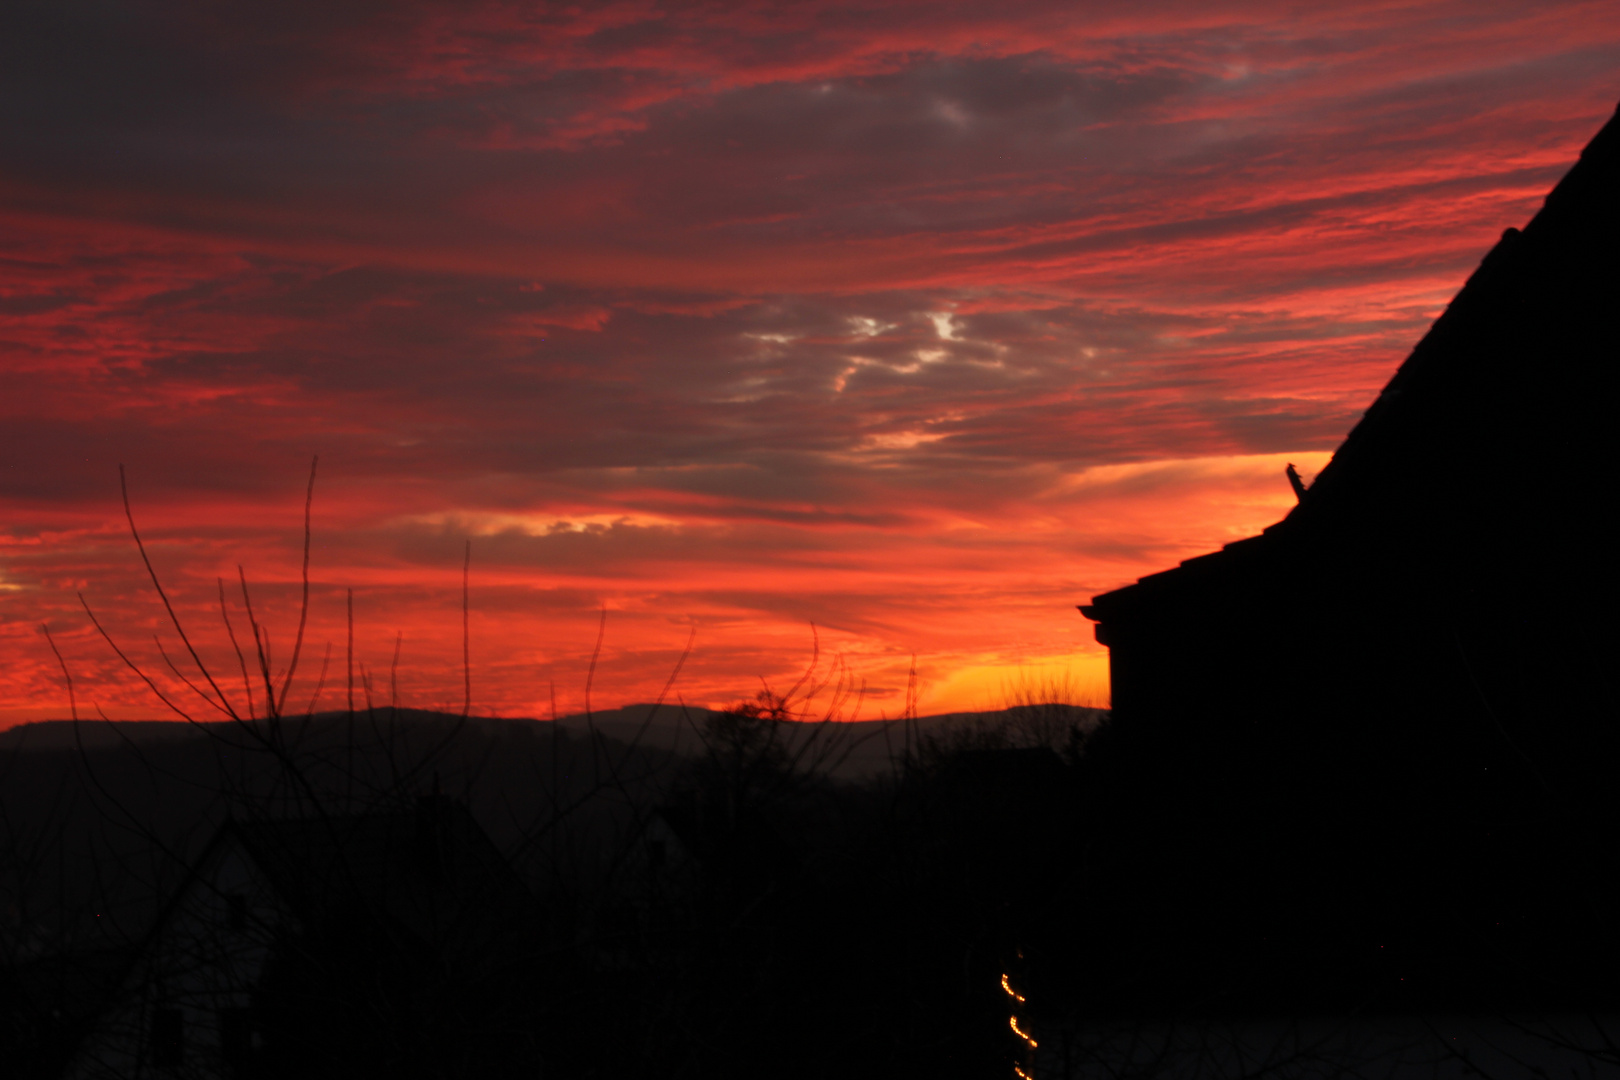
xmin=3 ymin=2 xmax=1618 ymax=727
xmin=0 ymin=451 xmax=1330 ymax=725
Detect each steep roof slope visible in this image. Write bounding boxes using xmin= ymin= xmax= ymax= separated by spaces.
xmin=1084 ymin=101 xmax=1620 ymax=642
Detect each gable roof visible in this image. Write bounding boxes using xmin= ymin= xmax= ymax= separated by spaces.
xmin=222 ymin=799 xmax=547 ymax=971
xmin=1083 ymin=100 xmax=1620 ymax=630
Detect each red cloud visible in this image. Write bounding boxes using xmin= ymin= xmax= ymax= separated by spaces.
xmin=3 ymin=1 xmax=1619 ymax=723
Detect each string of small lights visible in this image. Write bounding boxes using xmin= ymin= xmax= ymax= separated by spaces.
xmin=1002 ymin=953 xmax=1036 ymax=1078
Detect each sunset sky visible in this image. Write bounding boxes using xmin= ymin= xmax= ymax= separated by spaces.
xmin=2 ymin=1 xmax=1617 ymax=725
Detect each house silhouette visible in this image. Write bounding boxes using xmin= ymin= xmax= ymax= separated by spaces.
xmin=64 ymin=797 xmax=554 ymax=1079
xmin=1071 ymin=102 xmax=1620 ymax=1011
xmin=1081 ymin=101 xmax=1618 ymax=795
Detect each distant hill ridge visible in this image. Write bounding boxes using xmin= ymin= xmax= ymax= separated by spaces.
xmin=0 ymin=702 xmax=1105 ymax=778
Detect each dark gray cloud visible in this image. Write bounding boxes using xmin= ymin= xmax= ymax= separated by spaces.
xmin=4 ymin=0 xmax=1618 ymax=718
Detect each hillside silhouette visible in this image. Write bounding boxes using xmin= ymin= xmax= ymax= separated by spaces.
xmin=2 ymin=701 xmax=1098 ymax=1078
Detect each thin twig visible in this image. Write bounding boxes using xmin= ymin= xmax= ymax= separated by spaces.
xmin=390 ymin=632 xmax=403 ymax=711
xmin=78 ymin=594 xmax=195 ymax=723
xmin=238 ymin=568 xmax=278 ymax=717
xmin=583 ymin=607 xmax=609 ymax=785
xmin=623 ymin=627 xmax=697 ymax=755
xmin=780 ymin=622 xmax=820 ymax=708
xmin=274 ymin=455 xmax=318 ymax=716
xmin=303 ymin=642 xmax=332 ymax=717
xmin=153 ymin=635 xmax=236 ymax=720
xmin=119 ymin=465 xmax=238 ymax=719
xmin=462 ymin=539 xmax=472 ymax=718
xmin=218 ymin=578 xmax=254 ymax=721
xmin=584 ymin=607 xmax=607 ymax=723
xmin=346 ymin=588 xmax=355 ymax=715
xmin=40 ymin=625 xmax=78 ymax=723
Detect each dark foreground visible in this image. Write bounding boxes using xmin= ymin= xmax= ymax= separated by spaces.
xmin=3 ymin=700 xmax=1619 ymax=1078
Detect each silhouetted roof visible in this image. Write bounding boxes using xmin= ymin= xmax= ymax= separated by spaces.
xmin=222 ymin=799 xmax=547 ymax=970
xmin=1084 ymin=99 xmax=1620 ymax=630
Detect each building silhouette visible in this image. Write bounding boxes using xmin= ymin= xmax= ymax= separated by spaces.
xmin=1073 ymin=102 xmax=1620 ymax=1010
xmin=63 ymin=798 xmax=552 ymax=1079
xmin=1082 ymin=101 xmax=1618 ymax=789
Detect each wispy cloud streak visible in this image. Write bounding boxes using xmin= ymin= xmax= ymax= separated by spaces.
xmin=2 ymin=1 xmax=1616 ymax=720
